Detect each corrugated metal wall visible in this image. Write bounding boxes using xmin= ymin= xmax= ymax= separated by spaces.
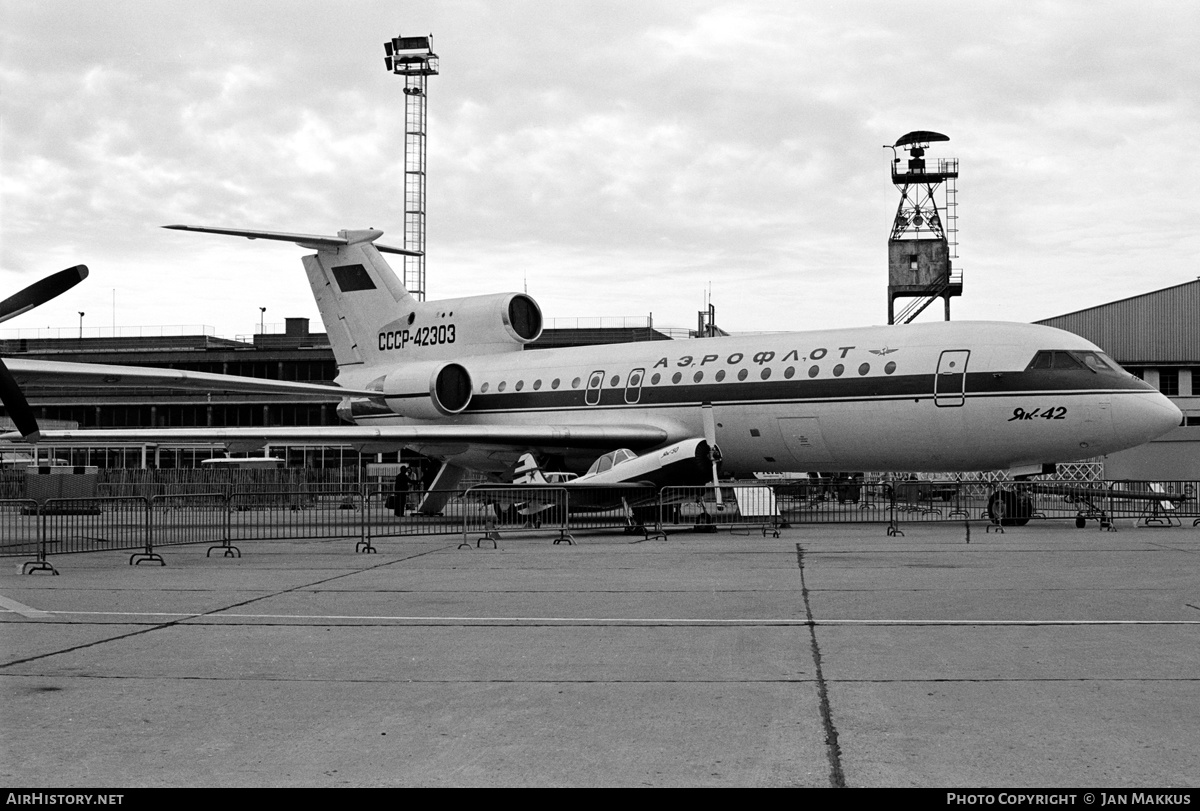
xmin=1035 ymin=280 xmax=1200 ymax=363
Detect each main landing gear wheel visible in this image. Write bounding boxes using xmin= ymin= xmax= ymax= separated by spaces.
xmin=987 ymin=491 xmax=1033 ymax=527
xmin=1075 ymin=515 xmax=1087 ymax=529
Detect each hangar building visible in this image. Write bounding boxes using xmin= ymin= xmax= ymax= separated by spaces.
xmin=1035 ymin=278 xmax=1200 ymax=479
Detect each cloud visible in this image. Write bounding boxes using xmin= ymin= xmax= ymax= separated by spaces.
xmin=2 ymin=0 xmax=1197 ymax=337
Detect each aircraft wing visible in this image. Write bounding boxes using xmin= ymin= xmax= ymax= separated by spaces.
xmin=4 ymin=358 xmax=377 ymax=399
xmin=2 ymin=424 xmax=672 ymax=456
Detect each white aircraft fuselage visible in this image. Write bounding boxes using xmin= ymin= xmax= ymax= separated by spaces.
xmin=15 ymin=226 xmax=1176 ymax=482
xmin=338 ymin=319 xmax=1181 ymax=477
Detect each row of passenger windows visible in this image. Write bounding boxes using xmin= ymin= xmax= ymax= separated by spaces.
xmin=477 ymin=361 xmax=898 ymax=394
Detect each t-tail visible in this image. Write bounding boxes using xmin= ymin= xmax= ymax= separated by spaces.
xmin=163 ymin=225 xmax=545 ymax=387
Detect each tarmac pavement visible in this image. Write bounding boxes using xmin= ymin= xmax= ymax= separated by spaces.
xmin=1 ymin=519 xmax=1197 ymax=787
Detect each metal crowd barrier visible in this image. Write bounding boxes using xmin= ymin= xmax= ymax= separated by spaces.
xmin=0 ymin=499 xmax=43 ymax=571
xmin=150 ymin=493 xmax=232 ymax=557
xmin=363 ymin=486 xmax=471 ymax=549
xmin=6 ymin=479 xmax=1198 ymax=572
xmin=657 ymin=484 xmax=783 ymax=536
xmin=462 ymin=485 xmax=572 ymax=546
xmin=773 ymin=480 xmax=894 ymax=526
xmin=227 ymin=489 xmax=366 ymax=546
xmin=40 ymin=496 xmax=154 ymax=567
xmin=997 ymin=480 xmax=1200 ymax=530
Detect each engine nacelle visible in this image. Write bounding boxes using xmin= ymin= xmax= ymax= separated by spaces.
xmin=380 ymin=361 xmax=473 ymax=420
xmin=375 ymin=292 xmax=543 ymax=359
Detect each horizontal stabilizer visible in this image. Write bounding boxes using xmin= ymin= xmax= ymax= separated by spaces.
xmin=162 ymin=224 xmax=421 ymax=256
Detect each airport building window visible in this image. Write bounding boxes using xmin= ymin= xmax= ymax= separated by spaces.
xmin=833 ymin=364 xmax=844 ymax=377
xmin=1159 ymin=369 xmax=1179 ymax=396
xmin=808 ymin=365 xmax=819 ymax=378
xmin=885 ymin=361 xmax=896 ymax=375
xmin=859 ymin=363 xmax=870 ymax=375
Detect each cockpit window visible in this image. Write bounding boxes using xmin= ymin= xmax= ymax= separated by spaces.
xmin=585 ymin=448 xmax=637 ymax=477
xmin=1026 ymin=350 xmax=1111 ymax=372
xmin=1076 ymin=351 xmax=1114 ymax=372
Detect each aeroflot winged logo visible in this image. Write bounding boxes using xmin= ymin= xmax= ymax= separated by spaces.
xmin=868 ymin=346 xmax=900 ymax=356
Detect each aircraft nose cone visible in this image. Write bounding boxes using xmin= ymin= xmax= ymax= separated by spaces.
xmin=1113 ymin=391 xmax=1183 ymax=450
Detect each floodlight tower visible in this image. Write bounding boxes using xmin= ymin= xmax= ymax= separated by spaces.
xmin=884 ymin=131 xmax=962 ymax=324
xmin=384 ymin=34 xmax=439 ymax=301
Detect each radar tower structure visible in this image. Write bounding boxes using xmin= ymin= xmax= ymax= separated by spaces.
xmin=884 ymin=131 xmax=962 ymax=324
xmin=384 ymin=34 xmax=439 ymax=301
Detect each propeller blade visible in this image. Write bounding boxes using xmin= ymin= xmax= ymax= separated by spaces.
xmin=701 ymin=403 xmax=723 ymax=505
xmin=0 ymin=358 xmax=39 ymax=441
xmin=0 ymin=265 xmax=89 ymax=326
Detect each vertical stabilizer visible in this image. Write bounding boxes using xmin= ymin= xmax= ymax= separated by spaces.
xmin=298 ymin=231 xmax=416 ymax=370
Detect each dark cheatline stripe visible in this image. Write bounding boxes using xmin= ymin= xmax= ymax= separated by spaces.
xmin=457 ymin=369 xmax=1151 ymax=415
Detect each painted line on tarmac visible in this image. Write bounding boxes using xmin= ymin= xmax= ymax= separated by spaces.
xmin=0 ymin=594 xmax=51 ymax=619
xmin=34 ymin=610 xmax=1200 ymax=626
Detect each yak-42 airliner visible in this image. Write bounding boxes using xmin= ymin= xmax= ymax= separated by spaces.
xmin=2 ymin=225 xmax=1183 ymax=507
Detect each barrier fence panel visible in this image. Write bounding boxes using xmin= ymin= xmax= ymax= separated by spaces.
xmin=40 ymin=497 xmax=150 ymax=558
xmin=227 ymin=490 xmax=365 ymax=544
xmin=553 ymin=485 xmax=660 ymax=535
xmin=0 ymin=499 xmax=42 ymax=561
xmin=1150 ymin=481 xmax=1200 ymax=526
xmin=988 ymin=480 xmax=1200 ymax=529
xmin=463 ymin=486 xmax=571 ymax=546
xmin=364 ymin=487 xmax=472 ymax=542
xmin=771 ymin=480 xmax=895 ymax=526
xmin=150 ymin=493 xmax=230 ymax=553
xmin=658 ymin=484 xmax=783 ymax=535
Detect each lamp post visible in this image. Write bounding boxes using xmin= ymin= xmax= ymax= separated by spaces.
xmin=78 ymin=311 xmax=84 ymax=340
xmin=259 ymin=307 xmax=266 ymax=335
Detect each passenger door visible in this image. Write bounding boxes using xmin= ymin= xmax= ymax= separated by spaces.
xmin=934 ymin=350 xmax=970 ymax=407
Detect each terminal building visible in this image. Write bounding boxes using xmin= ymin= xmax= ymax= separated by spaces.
xmin=0 ymin=316 xmax=677 ymax=469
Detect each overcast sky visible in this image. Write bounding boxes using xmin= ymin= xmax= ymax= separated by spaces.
xmin=2 ymin=0 xmax=1197 ymax=341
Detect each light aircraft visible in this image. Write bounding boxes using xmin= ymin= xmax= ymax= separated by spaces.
xmin=1 ymin=224 xmax=1183 ymax=516
xmin=501 ymin=441 xmax=713 ymax=521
